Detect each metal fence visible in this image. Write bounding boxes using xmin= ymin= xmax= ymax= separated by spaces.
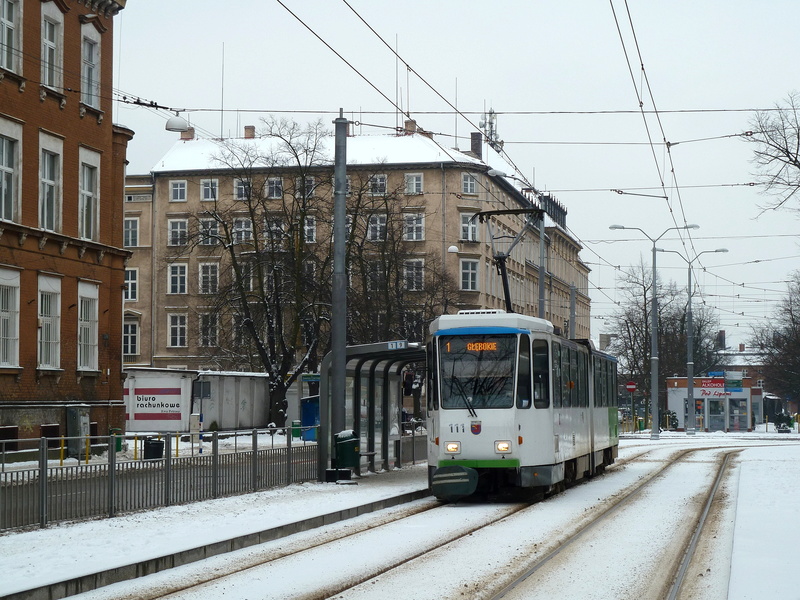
xmin=0 ymin=427 xmax=319 ymax=532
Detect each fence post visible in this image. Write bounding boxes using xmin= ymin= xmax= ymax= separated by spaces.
xmin=108 ymin=433 xmax=117 ymax=518
xmin=38 ymin=437 xmax=48 ymax=528
xmin=286 ymin=425 xmax=292 ymax=486
xmin=212 ymin=431 xmax=219 ymax=499
xmin=164 ymin=433 xmax=172 ymax=507
xmin=251 ymin=429 xmax=258 ymax=492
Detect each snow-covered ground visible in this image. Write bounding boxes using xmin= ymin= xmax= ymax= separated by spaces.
xmin=1 ymin=430 xmax=798 ymax=599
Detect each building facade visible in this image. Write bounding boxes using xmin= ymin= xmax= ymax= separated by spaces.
xmin=124 ymin=123 xmax=591 ymax=370
xmin=0 ymin=0 xmax=131 ymax=443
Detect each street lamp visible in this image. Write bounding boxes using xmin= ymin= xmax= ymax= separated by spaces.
xmin=656 ymin=247 xmax=728 ymax=435
xmin=608 ymin=223 xmax=700 ymax=440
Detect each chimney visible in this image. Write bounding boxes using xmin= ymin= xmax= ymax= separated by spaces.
xmin=470 ymin=132 xmax=482 ymax=160
xmin=404 ymin=119 xmax=417 ymax=135
xmin=739 ymin=343 xmax=745 ymax=352
xmin=244 ymin=125 xmax=256 ymax=139
xmin=180 ymin=127 xmax=195 ymax=141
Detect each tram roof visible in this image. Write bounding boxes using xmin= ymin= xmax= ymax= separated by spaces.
xmin=429 ymin=310 xmax=554 ymax=335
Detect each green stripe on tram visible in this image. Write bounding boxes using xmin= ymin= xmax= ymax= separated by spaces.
xmin=439 ymin=459 xmax=521 ymax=468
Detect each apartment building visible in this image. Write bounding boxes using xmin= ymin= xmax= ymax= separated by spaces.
xmin=124 ymin=122 xmax=590 ymax=370
xmin=0 ymin=0 xmax=131 ymax=442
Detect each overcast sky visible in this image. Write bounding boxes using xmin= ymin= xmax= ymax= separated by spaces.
xmin=112 ymin=1 xmax=800 ymax=349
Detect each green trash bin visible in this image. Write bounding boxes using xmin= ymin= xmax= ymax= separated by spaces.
xmin=109 ymin=428 xmax=122 ymax=452
xmin=336 ymin=431 xmax=359 ymax=469
xmin=291 ymin=420 xmax=301 ymax=439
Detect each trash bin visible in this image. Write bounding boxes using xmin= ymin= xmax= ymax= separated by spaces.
xmin=335 ymin=431 xmax=359 ymax=469
xmin=143 ymin=437 xmax=164 ymax=460
xmin=291 ymin=420 xmax=301 ymax=439
xmin=109 ymin=428 xmax=122 ymax=452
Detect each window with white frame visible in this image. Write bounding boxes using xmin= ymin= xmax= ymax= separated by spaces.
xmin=233 ymin=217 xmax=253 ymax=244
xmin=168 ymin=263 xmax=187 ymax=294
xmin=367 ymin=214 xmax=387 ymax=241
xmin=168 ymin=219 xmax=188 ymax=246
xmin=404 ymin=259 xmax=424 ymax=291
xmin=1 ymin=0 xmax=21 ymax=72
xmin=0 ymin=268 xmax=19 ymax=367
xmin=123 ymin=217 xmax=138 ymax=247
xmin=367 ymin=261 xmax=386 ymax=291
xmin=81 ymin=32 xmax=100 ymax=108
xmin=304 ymin=216 xmax=316 ymax=243
xmin=200 ymin=178 xmax=218 ymax=202
xmin=369 ymin=174 xmax=387 ymax=196
xmin=303 ymin=260 xmax=316 ymax=281
xmin=405 ymin=173 xmax=423 ymax=195
xmin=199 ymin=218 xmax=219 ymax=245
xmin=0 ymin=132 xmax=18 ymax=222
xmin=79 ymin=151 xmax=99 ymax=240
xmin=404 ymin=310 xmax=424 ymax=341
xmin=122 ymin=318 xmax=139 ymax=358
xmin=40 ymin=150 xmax=59 ymax=231
xmin=403 ymin=213 xmax=424 ymax=241
xmin=238 ymin=261 xmax=254 ymax=292
xmin=234 ymin=178 xmax=250 ymax=201
xmin=460 ymin=213 xmax=478 ymax=242
xmin=41 ymin=16 xmax=61 ymax=88
xmin=170 ymin=180 xmax=187 ymax=202
xmin=296 ymin=176 xmax=316 ymax=199
xmin=199 ymin=263 xmax=218 ymax=294
xmin=199 ymin=313 xmax=218 ymax=347
xmin=124 ymin=268 xmax=138 ymax=301
xmin=77 ymin=282 xmax=98 ymax=371
xmin=267 ymin=177 xmax=283 ymax=199
xmin=460 ymin=259 xmax=479 ymax=291
xmin=264 ymin=216 xmax=285 ymax=242
xmin=38 ymin=276 xmax=60 ymax=369
xmin=168 ymin=313 xmax=187 ymax=347
xmin=462 ymin=172 xmax=477 ymax=195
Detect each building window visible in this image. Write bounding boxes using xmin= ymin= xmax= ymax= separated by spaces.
xmin=40 ymin=150 xmax=59 ymax=232
xmin=81 ymin=37 xmax=99 ymax=108
xmin=404 ymin=259 xmax=424 ymax=291
xmin=124 ymin=268 xmax=138 ymax=301
xmin=304 ymin=216 xmax=316 ymax=243
xmin=79 ymin=163 xmax=98 ymax=240
xmin=41 ymin=18 xmax=60 ymax=88
xmin=367 ymin=214 xmax=387 ymax=241
xmin=460 ymin=259 xmax=479 ymax=291
xmin=1 ymin=0 xmax=20 ymax=72
xmin=405 ymin=173 xmax=423 ymax=195
xmin=367 ymin=262 xmax=386 ymax=292
xmin=233 ymin=218 xmax=253 ymax=244
xmin=38 ymin=277 xmax=60 ymax=369
xmin=168 ymin=219 xmax=188 ymax=246
xmin=199 ymin=313 xmax=218 ymax=347
xmin=168 ymin=264 xmax=187 ymax=295
xmin=199 ymin=219 xmax=219 ymax=245
xmin=369 ymin=174 xmax=387 ymax=196
xmin=168 ymin=314 xmax=187 ymax=348
xmin=77 ymin=284 xmax=98 ymax=371
xmin=200 ymin=178 xmax=218 ymax=202
xmin=460 ymin=213 xmax=478 ymax=242
xmin=123 ymin=217 xmax=139 ymax=247
xmin=462 ymin=173 xmax=477 ymax=195
xmin=403 ymin=213 xmax=424 ymax=241
xmin=267 ymin=177 xmax=283 ymax=199
xmin=0 ymin=134 xmax=17 ymax=221
xmin=199 ymin=263 xmax=219 ymax=294
xmin=123 ymin=319 xmax=139 ymax=359
xmin=296 ymin=176 xmax=316 ymax=199
xmin=170 ymin=180 xmax=187 ymax=202
xmin=234 ymin=178 xmax=250 ymax=201
xmin=0 ymin=268 xmax=19 ymax=367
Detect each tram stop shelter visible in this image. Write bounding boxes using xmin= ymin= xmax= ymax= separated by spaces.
xmin=317 ymin=341 xmax=426 ymax=480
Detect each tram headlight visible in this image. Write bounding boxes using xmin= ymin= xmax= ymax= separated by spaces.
xmin=444 ymin=441 xmax=461 ymax=454
xmin=495 ymin=440 xmax=512 ymax=454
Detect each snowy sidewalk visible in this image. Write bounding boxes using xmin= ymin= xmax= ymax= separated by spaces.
xmin=0 ymin=464 xmax=431 ymax=599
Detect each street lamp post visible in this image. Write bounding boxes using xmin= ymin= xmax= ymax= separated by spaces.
xmin=656 ymin=247 xmax=728 ymax=434
xmin=609 ymin=223 xmax=700 ymax=440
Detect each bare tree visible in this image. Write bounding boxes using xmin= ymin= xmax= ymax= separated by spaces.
xmin=748 ymin=92 xmax=800 ymax=213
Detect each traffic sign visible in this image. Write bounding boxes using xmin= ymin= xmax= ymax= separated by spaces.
xmin=625 ymin=381 xmax=637 ymax=392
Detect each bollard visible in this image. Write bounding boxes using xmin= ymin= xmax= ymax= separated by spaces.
xmin=59 ymin=436 xmax=65 ymax=466
xmin=84 ymin=436 xmax=90 ymax=464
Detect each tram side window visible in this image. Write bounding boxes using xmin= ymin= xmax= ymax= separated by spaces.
xmin=610 ymin=362 xmax=618 ymax=407
xmin=594 ymin=358 xmax=603 ymax=407
xmin=516 ymin=334 xmax=532 ymax=409
xmin=427 ymin=340 xmax=439 ymax=410
xmin=552 ymin=342 xmax=562 ymax=408
xmin=561 ymin=346 xmax=572 ymax=408
xmin=599 ymin=359 xmax=608 ymax=407
xmin=533 ymin=339 xmax=550 ymax=409
xmin=578 ymin=351 xmax=588 ymax=407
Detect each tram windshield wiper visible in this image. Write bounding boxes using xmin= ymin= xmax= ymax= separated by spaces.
xmin=463 ymin=395 xmax=478 ymax=418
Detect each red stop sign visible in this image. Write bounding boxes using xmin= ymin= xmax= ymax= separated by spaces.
xmin=625 ymin=381 xmax=637 ymax=392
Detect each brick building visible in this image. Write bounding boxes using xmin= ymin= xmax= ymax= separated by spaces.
xmin=0 ymin=0 xmax=131 ymax=443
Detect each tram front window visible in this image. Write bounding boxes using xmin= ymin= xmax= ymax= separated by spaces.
xmin=438 ymin=334 xmax=517 ymax=409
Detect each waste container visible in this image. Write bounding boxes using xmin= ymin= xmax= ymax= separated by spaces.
xmin=109 ymin=428 xmax=122 ymax=452
xmin=291 ymin=420 xmax=301 ymax=439
xmin=335 ymin=431 xmax=359 ymax=469
xmin=143 ymin=437 xmax=164 ymax=460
